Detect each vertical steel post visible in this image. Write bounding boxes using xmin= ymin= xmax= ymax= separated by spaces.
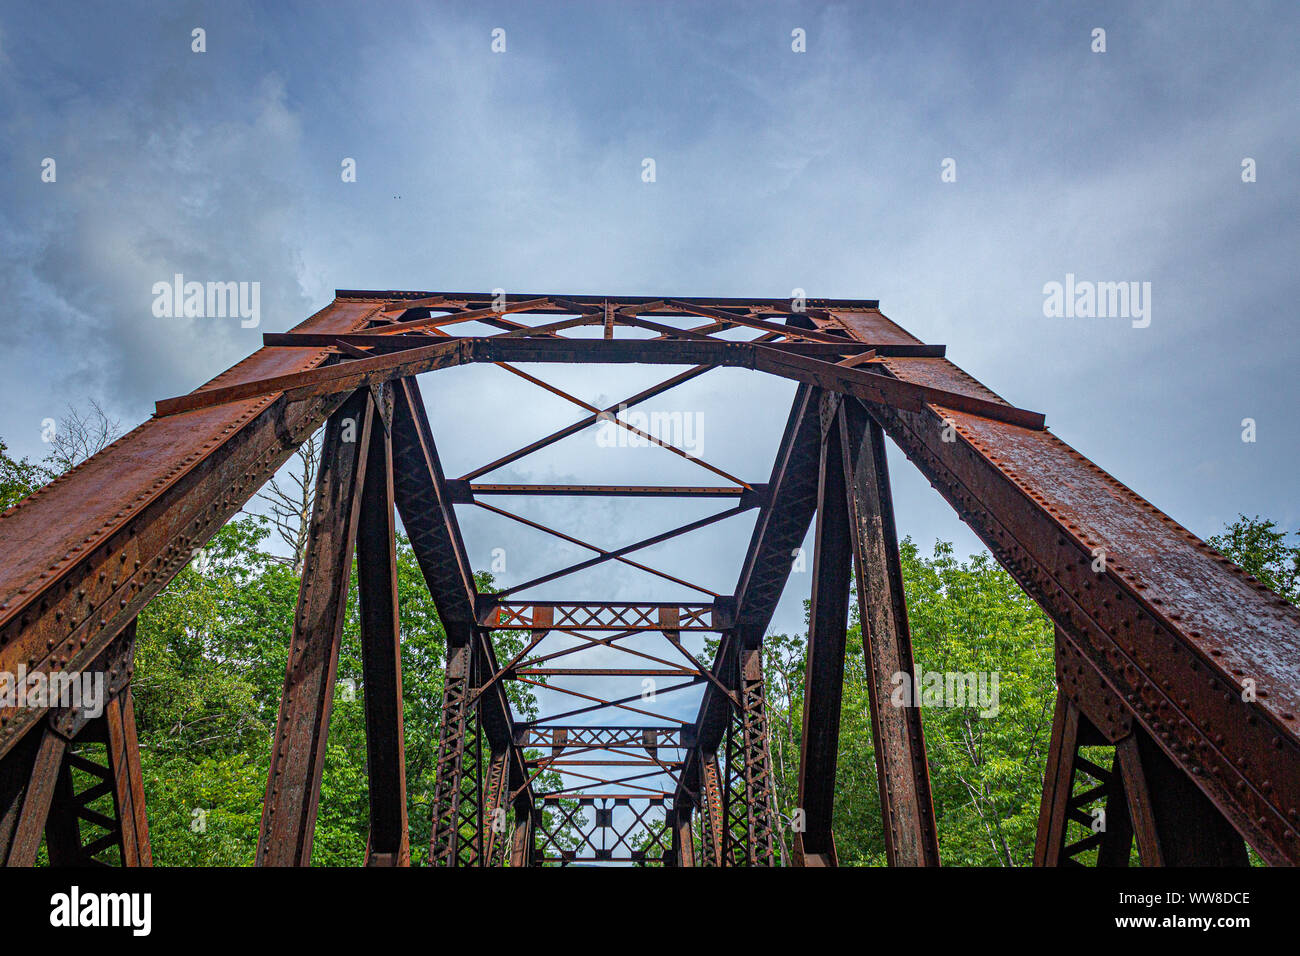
xmin=698 ymin=752 xmax=724 ymax=866
xmin=839 ymin=400 xmax=940 ymax=866
xmin=257 ymin=389 xmax=374 ymax=866
xmin=794 ymin=393 xmax=852 ymax=866
xmin=722 ymin=647 xmax=776 ymax=866
xmin=482 ymin=749 xmax=510 ymax=866
xmin=357 ymin=390 xmax=410 ymax=867
xmin=429 ymin=639 xmax=486 ymax=865
xmin=2 ymin=728 xmax=67 ymax=866
xmin=103 ymin=686 xmax=151 ymax=866
xmin=509 ymin=805 xmax=533 ymax=867
xmin=672 ymin=807 xmax=696 ymax=867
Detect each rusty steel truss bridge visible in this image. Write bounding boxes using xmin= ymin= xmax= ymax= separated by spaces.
xmin=1 ymin=290 xmax=1297 ymax=867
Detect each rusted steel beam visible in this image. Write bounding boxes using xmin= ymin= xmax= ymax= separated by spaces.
xmin=40 ymin=683 xmax=153 ymax=867
xmin=529 ymin=759 xmax=684 ymax=767
xmin=263 ymin=331 xmax=450 ymax=352
xmin=611 ymin=312 xmax=738 ymax=342
xmin=266 ymin=330 xmax=935 ymax=359
xmin=104 ymin=685 xmax=151 ymax=866
xmin=1 ymin=727 xmax=66 ymax=866
xmin=721 ymin=647 xmax=777 ymax=866
xmin=662 ymin=299 xmax=853 ymax=344
xmin=1033 ymin=692 xmax=1214 ymax=867
xmin=793 ymin=393 xmax=852 ymax=867
xmin=0 ymin=622 xmax=149 ymax=868
xmin=377 ymin=295 xmax=552 ymax=327
xmin=489 ymin=361 xmax=755 ymax=486
xmin=475 ymin=499 xmax=730 ymax=598
xmin=482 ymin=750 xmax=511 ymax=867
xmin=671 ymin=807 xmax=696 ymax=867
xmin=1034 ymin=696 xmax=1085 ymax=866
xmin=480 ymin=600 xmax=728 ymax=632
xmin=356 ymin=396 xmax=410 ymax=867
xmin=0 ymin=300 xmax=377 ymax=766
xmin=453 ymin=483 xmax=760 ymax=499
xmin=1046 ymin=627 xmax=1250 ymax=866
xmin=1040 ymin=628 xmax=1141 ymax=867
xmin=0 ymin=726 xmax=43 ymax=862
xmin=469 ymin=629 xmax=648 ymax=706
xmin=731 ymin=387 xmax=823 ymax=650
xmin=429 ymin=643 xmax=481 ymax=865
xmin=516 ymin=668 xmax=700 ymax=677
xmin=839 ymin=399 xmax=940 ymax=866
xmin=43 ymin=754 xmax=86 ymax=866
xmin=257 ymin=389 xmax=374 ymax=866
xmin=514 ymin=674 xmax=701 ymax=726
xmin=539 ymin=773 xmax=676 ymax=796
xmin=1122 ymin=706 xmax=1266 ymax=863
xmin=523 ymin=743 xmax=685 ymax=771
xmin=468 ymin=338 xmax=1044 ymax=429
xmin=829 ymin=308 xmax=1300 ymax=863
xmin=494 ymin=629 xmax=703 ymax=693
xmin=390 ymin=377 xmax=477 ymax=642
xmin=1113 ymin=735 xmax=1162 ymax=866
xmin=340 ymin=289 xmax=881 ymax=315
xmin=538 ymin=855 xmax=663 ymax=863
xmin=461 ymin=366 xmax=714 ymax=481
xmin=509 ymin=808 xmax=532 ymax=866
xmin=516 ymin=726 xmax=687 ymax=748
xmin=485 ymin=505 xmax=747 ymax=598
xmin=157 ymin=337 xmax=1043 ymax=430
xmin=537 ymin=792 xmax=673 ymax=802
xmin=155 ymin=336 xmax=461 ymax=416
xmin=485 ymin=313 xmax=599 ymax=338
xmin=698 ymin=753 xmax=724 ymax=866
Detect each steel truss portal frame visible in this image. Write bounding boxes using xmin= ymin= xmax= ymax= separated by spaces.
xmin=1 ymin=290 xmax=1297 ymax=867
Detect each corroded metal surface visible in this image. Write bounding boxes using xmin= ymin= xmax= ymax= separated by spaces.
xmin=826 ymin=307 xmax=1300 ymax=863
xmin=0 ymin=300 xmax=378 ymax=761
xmin=2 ymin=289 xmax=1293 ymax=867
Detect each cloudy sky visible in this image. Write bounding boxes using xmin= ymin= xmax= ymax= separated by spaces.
xmin=2 ymin=2 xmax=1298 ymax=738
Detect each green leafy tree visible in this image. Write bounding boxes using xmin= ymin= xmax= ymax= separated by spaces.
xmin=894 ymin=539 xmax=1055 ymax=865
xmin=129 ymin=512 xmax=550 ymax=865
xmin=1209 ymin=514 xmax=1300 ymax=603
xmin=0 ymin=438 xmax=43 ymax=511
xmin=760 ymin=538 xmax=1057 ymax=866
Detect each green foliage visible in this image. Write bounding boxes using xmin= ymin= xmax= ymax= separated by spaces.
xmin=893 ymin=539 xmax=1056 ymax=865
xmin=762 ymin=538 xmax=1056 ymax=866
xmin=131 ymin=517 xmax=453 ymax=864
xmin=125 ymin=510 xmax=565 ymax=866
xmin=1209 ymin=514 xmax=1300 ymax=603
xmin=0 ymin=438 xmax=43 ymax=511
xmin=141 ymin=751 xmax=269 ymax=866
